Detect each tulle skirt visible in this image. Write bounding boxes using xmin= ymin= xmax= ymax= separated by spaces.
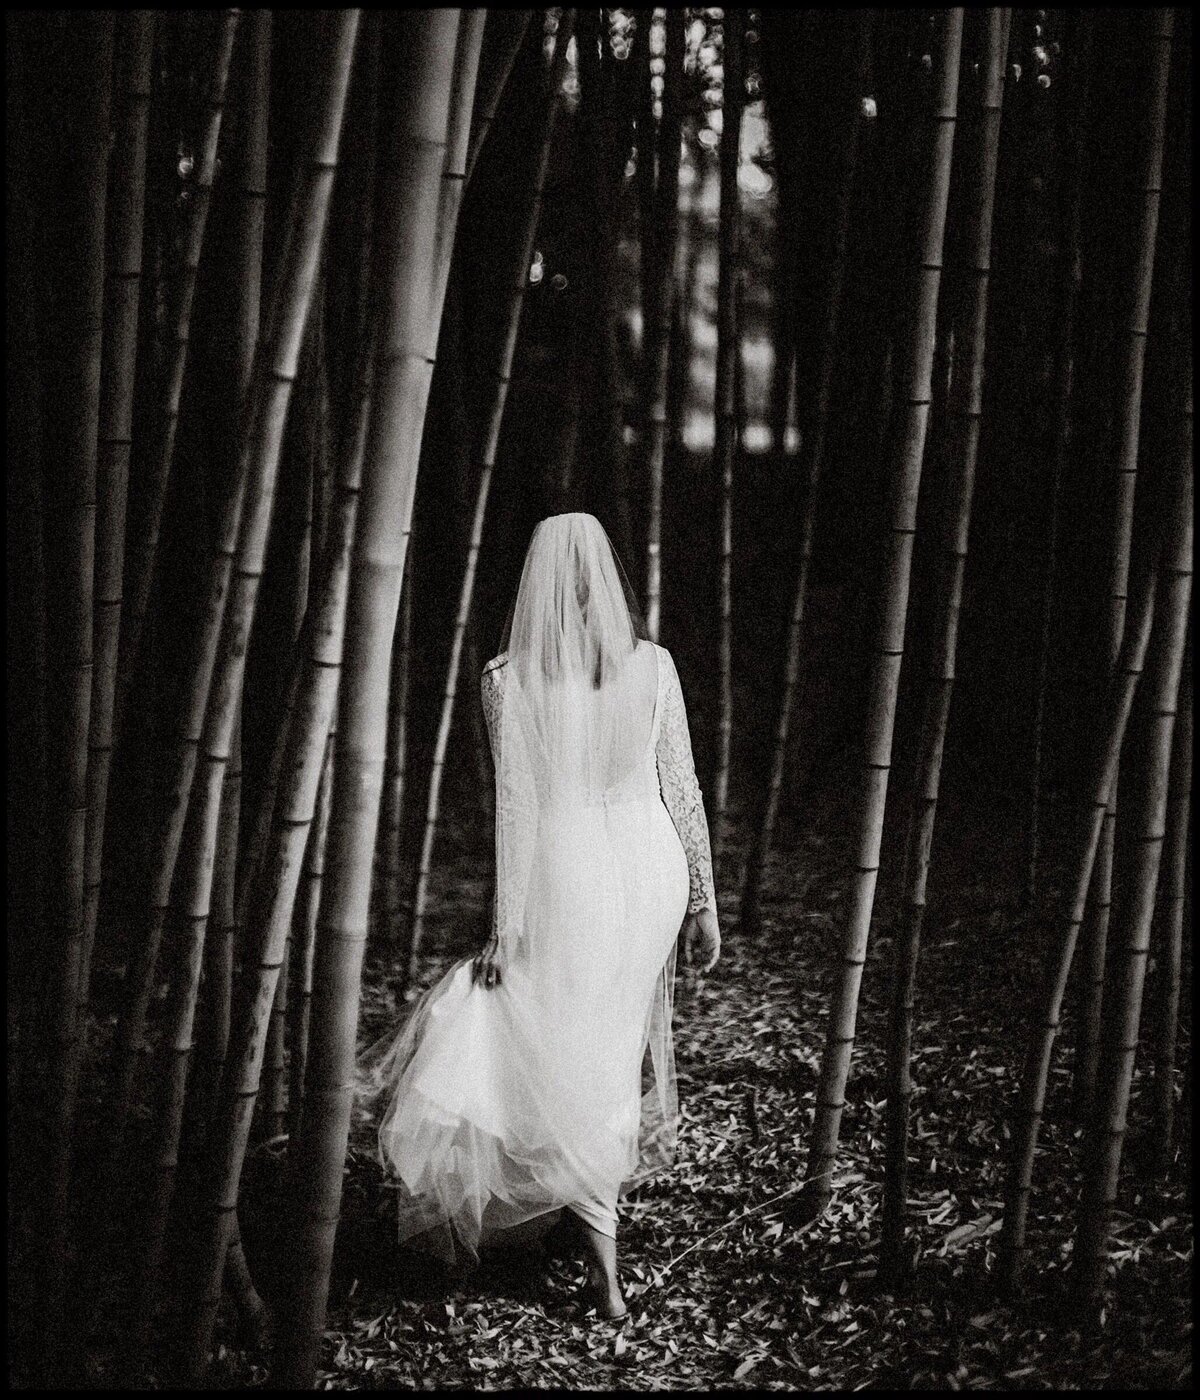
xmin=359 ymin=794 xmax=689 ymax=1265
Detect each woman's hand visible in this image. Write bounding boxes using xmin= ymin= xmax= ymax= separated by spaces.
xmin=682 ymin=906 xmax=720 ymax=974
xmin=472 ymin=933 xmax=503 ymax=989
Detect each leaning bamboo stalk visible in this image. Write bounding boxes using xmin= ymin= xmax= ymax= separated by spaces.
xmin=106 ymin=9 xmax=356 ymax=1155
xmin=879 ymin=8 xmax=1008 ymax=1283
xmin=1073 ymin=8 xmax=1174 ymax=1122
xmin=290 ymin=731 xmax=336 ymax=1147
xmin=643 ymin=8 xmax=684 ymax=643
xmin=1150 ymin=660 xmax=1191 ymax=1175
xmin=112 ymin=9 xmax=241 ymax=752
xmin=740 ymin=9 xmax=873 ymax=935
xmin=1074 ymin=370 xmax=1192 ymax=1312
xmin=404 ymin=8 xmax=574 ymax=995
xmin=124 ymin=14 xmax=359 ymax=1345
xmin=434 ymin=9 xmax=487 ymax=329
xmin=464 ymin=9 xmax=534 ymax=187
xmin=180 ymin=316 xmax=376 ymax=1383
xmin=39 ymin=15 xmax=115 ymax=1340
xmin=190 ymin=714 xmax=241 ymax=1144
xmin=711 ymin=8 xmax=746 ymax=869
xmin=379 ymin=548 xmax=414 ymax=939
xmin=464 ymin=611 xmax=495 ymax=823
xmin=370 ymin=11 xmax=484 ymax=944
xmin=997 ymin=562 xmax=1164 ymax=1292
xmin=802 ymin=7 xmax=963 ymax=1219
xmin=1025 ymin=10 xmax=1092 ymax=906
xmin=262 ymin=321 xmax=322 ymax=1142
xmin=79 ymin=11 xmax=156 ymax=1041
xmin=274 ymin=12 xmax=464 ymax=1386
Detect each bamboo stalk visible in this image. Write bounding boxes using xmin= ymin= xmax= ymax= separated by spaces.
xmin=1150 ymin=659 xmax=1191 ymax=1176
xmin=179 ymin=293 xmax=376 ymax=1385
xmin=1073 ymin=8 xmax=1174 ymax=1122
xmin=1074 ymin=358 xmax=1192 ymax=1312
xmin=740 ymin=10 xmax=874 ymax=935
xmin=112 ymin=9 xmax=241 ymax=753
xmin=79 ymin=11 xmax=156 ymax=1045
xmin=106 ymin=7 xmax=354 ymax=1162
xmin=643 ymin=9 xmax=684 ymax=643
xmin=123 ymin=12 xmax=357 ymax=1351
xmin=1025 ymin=10 xmax=1093 ymax=906
xmin=802 ymin=7 xmax=963 ymax=1219
xmin=190 ymin=714 xmax=241 ymax=1145
xmin=274 ymin=12 xmax=465 ymax=1384
xmin=379 ymin=546 xmax=414 ymax=940
xmin=464 ymin=9 xmax=534 ymax=187
xmin=711 ymin=8 xmax=746 ymax=871
xmin=263 ymin=307 xmax=323 ymax=1143
xmin=37 ymin=15 xmax=115 ymax=1348
xmin=404 ymin=12 xmax=574 ymax=993
xmin=997 ymin=566 xmax=1167 ymax=1292
xmin=373 ymin=9 xmax=485 ymax=946
xmin=290 ymin=731 xmax=335 ymax=1147
xmin=181 ymin=335 xmax=371 ymax=1378
xmin=878 ymin=8 xmax=1008 ymax=1284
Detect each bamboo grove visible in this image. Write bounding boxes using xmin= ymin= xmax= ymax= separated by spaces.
xmin=6 ymin=7 xmax=1193 ymax=1388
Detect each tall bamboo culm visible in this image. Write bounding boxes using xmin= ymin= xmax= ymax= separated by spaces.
xmin=740 ymin=10 xmax=873 ymax=935
xmin=275 ymin=11 xmax=465 ymax=1385
xmin=290 ymin=731 xmax=336 ymax=1146
xmin=380 ymin=548 xmax=414 ymax=940
xmin=111 ymin=9 xmax=241 ymax=752
xmin=169 ymin=3 xmax=271 ymax=1163
xmin=1150 ymin=660 xmax=1191 ymax=1175
xmin=180 ymin=330 xmax=371 ymax=1380
xmin=1074 ymin=343 xmax=1192 ymax=1313
xmin=642 ymin=9 xmax=684 ymax=643
xmin=37 ymin=17 xmax=115 ymax=1359
xmin=711 ymin=9 xmax=745 ymax=869
xmin=79 ymin=11 xmax=156 ymax=1042
xmin=463 ymin=9 xmax=534 ymax=187
xmin=801 ymin=8 xmax=963 ymax=1219
xmin=126 ymin=11 xmax=355 ymax=1352
xmin=263 ymin=307 xmax=324 ymax=1141
xmin=1025 ymin=10 xmax=1093 ymax=906
xmin=997 ymin=562 xmax=1163 ymax=1291
xmin=374 ymin=10 xmax=486 ymax=948
xmin=106 ymin=6 xmax=351 ymax=1161
xmin=169 ymin=27 xmax=375 ymax=1385
xmin=879 ymin=7 xmax=1008 ymax=1283
xmin=405 ymin=9 xmax=575 ymax=994
xmin=1073 ymin=9 xmax=1174 ymax=1122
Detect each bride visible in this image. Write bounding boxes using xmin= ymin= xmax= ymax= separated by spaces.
xmin=361 ymin=512 xmax=720 ymax=1319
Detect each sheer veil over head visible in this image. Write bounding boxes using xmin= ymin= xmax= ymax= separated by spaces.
xmin=497 ymin=513 xmax=654 ymax=798
xmin=499 ymin=512 xmax=647 ymax=680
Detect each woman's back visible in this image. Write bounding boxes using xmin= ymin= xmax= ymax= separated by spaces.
xmin=488 ymin=638 xmax=661 ymax=806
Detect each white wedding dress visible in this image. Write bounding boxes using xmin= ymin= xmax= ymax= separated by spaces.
xmin=362 ymin=574 xmax=715 ymax=1263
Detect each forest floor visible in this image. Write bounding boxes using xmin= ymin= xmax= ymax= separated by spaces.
xmin=206 ymin=777 xmax=1192 ymax=1391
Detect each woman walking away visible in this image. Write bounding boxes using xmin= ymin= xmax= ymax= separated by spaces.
xmin=361 ymin=512 xmax=720 ymax=1319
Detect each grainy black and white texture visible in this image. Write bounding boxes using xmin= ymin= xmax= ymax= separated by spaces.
xmin=7 ymin=7 xmax=1192 ymax=1389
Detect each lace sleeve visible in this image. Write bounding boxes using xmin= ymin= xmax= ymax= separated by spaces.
xmin=655 ymin=649 xmax=716 ymax=915
xmin=482 ymin=656 xmax=538 ymax=957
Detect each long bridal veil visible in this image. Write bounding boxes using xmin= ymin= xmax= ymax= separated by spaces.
xmin=358 ymin=513 xmax=681 ymax=1262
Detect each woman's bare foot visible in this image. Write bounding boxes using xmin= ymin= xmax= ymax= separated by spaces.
xmin=571 ymin=1212 xmax=627 ymax=1320
xmin=585 ymin=1263 xmax=627 ymax=1320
